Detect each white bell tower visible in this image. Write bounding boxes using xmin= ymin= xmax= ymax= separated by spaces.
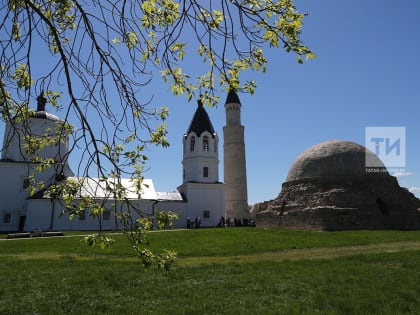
xmin=182 ymin=99 xmax=219 ymax=183
xmin=178 ymin=99 xmax=224 ymax=227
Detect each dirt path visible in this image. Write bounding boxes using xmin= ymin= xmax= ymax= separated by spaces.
xmin=1 ymin=241 xmax=419 ymax=265
xmin=178 ymin=241 xmax=420 ymax=265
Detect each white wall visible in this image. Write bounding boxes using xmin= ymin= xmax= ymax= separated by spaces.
xmin=154 ymin=201 xmax=187 ymax=229
xmin=182 ymin=131 xmax=220 ymax=183
xmin=178 ymin=182 xmax=224 ymax=227
xmin=25 ymin=197 xmax=188 ymax=231
xmin=0 ymin=160 xmax=68 ymax=231
xmin=0 ymin=163 xmax=28 ymax=231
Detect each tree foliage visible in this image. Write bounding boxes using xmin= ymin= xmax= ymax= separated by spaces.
xmin=0 ymin=0 xmax=313 ymax=268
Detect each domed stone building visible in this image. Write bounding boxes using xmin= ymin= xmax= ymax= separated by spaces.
xmin=256 ymin=140 xmax=420 ymax=230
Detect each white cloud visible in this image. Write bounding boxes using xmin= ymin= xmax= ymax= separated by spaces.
xmin=409 ymin=187 xmax=420 ymax=195
xmin=392 ymin=171 xmax=412 ymax=177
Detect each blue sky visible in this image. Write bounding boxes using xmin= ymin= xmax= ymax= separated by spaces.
xmin=139 ymin=0 xmax=420 ymax=203
xmin=1 ymin=1 xmax=420 ymax=204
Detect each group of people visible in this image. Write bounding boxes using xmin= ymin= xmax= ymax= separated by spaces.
xmin=217 ymin=216 xmax=251 ymax=227
xmin=186 ymin=217 xmax=201 ymax=229
xmin=186 ymin=216 xmax=254 ymax=229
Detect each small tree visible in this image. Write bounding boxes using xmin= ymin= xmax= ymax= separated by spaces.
xmin=0 ymin=0 xmax=314 ymax=268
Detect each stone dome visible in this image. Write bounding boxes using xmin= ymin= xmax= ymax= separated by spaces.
xmin=286 ymin=140 xmax=387 ymax=182
xmin=256 ymin=140 xmax=420 ymax=231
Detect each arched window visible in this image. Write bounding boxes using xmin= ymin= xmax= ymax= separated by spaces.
xmin=203 ymin=167 xmax=209 ymax=177
xmin=190 ymin=136 xmax=195 ymax=152
xmin=203 ymin=136 xmax=209 ymax=151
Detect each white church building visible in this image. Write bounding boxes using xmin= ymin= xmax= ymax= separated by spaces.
xmin=0 ymin=91 xmax=248 ymax=232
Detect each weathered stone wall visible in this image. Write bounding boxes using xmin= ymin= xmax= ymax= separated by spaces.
xmin=256 ymin=174 xmax=420 ymax=230
xmin=249 ymin=200 xmax=272 ymax=219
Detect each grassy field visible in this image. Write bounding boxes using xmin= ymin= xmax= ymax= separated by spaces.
xmin=0 ymin=228 xmax=419 ymax=314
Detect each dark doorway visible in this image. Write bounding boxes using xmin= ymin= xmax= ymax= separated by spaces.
xmin=376 ymin=198 xmax=388 ymax=215
xmin=18 ymin=216 xmax=26 ymax=231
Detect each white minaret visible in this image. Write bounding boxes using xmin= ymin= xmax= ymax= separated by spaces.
xmin=177 ymin=99 xmax=224 ymax=227
xmin=223 ymin=90 xmax=249 ymax=220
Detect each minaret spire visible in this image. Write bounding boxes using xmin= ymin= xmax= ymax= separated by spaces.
xmin=226 ymin=89 xmax=241 ymax=104
xmin=223 ymin=90 xmax=249 ymax=221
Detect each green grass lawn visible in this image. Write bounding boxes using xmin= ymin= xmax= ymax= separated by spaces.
xmin=1 ymin=228 xmax=419 ymax=314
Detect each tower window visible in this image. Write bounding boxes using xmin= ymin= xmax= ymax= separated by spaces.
xmin=203 ymin=210 xmax=210 ymax=219
xmin=203 ymin=167 xmax=208 ymax=177
xmin=203 ymin=136 xmax=209 ymax=151
xmin=190 ymin=136 xmax=195 ymax=152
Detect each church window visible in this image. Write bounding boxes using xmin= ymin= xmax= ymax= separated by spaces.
xmin=203 ymin=136 xmax=209 ymax=151
xmin=203 ymin=167 xmax=208 ymax=177
xmin=22 ymin=177 xmax=30 ymax=190
xmin=190 ymin=136 xmax=195 ymax=151
xmin=203 ymin=210 xmax=210 ymax=219
xmin=3 ymin=212 xmax=11 ymax=224
xmin=103 ymin=211 xmax=111 ymax=221
xmin=78 ymin=210 xmax=86 ymax=221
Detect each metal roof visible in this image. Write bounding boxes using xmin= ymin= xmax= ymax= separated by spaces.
xmin=156 ymin=191 xmax=184 ymax=201
xmin=185 ymin=100 xmax=216 ymax=137
xmin=29 ymin=177 xmax=183 ymax=201
xmin=225 ymin=89 xmax=241 ymax=105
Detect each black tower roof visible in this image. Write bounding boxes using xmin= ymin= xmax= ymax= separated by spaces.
xmin=186 ymin=100 xmax=216 ymax=137
xmin=225 ymin=89 xmax=241 ymax=105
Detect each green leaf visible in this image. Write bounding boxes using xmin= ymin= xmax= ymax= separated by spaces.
xmin=305 ymin=52 xmax=317 ymax=61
